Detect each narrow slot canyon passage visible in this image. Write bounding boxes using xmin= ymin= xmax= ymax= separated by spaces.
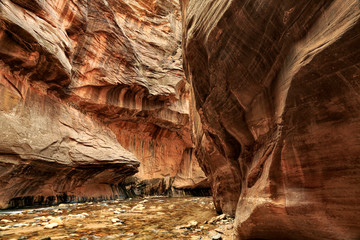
xmin=1 ymin=0 xmax=360 ymax=240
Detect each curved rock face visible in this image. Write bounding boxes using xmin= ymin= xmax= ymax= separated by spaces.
xmin=0 ymin=0 xmax=206 ymax=207
xmin=0 ymin=63 xmax=139 ymax=208
xmin=181 ymin=0 xmax=360 ymax=239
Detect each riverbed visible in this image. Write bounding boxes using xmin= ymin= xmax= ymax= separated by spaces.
xmin=0 ymin=197 xmax=233 ymax=240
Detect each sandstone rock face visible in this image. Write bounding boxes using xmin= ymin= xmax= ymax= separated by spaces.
xmin=182 ymin=0 xmax=360 ymax=239
xmin=0 ymin=63 xmax=139 ymax=208
xmin=0 ymin=0 xmax=206 ymax=207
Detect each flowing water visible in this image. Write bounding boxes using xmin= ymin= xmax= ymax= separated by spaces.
xmin=0 ymin=197 xmax=233 ymax=240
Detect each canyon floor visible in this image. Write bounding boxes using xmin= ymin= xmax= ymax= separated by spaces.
xmin=0 ymin=197 xmax=233 ymax=240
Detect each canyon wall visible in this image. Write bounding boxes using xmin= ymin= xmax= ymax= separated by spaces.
xmin=0 ymin=0 xmax=206 ymax=207
xmin=181 ymin=0 xmax=360 ymax=239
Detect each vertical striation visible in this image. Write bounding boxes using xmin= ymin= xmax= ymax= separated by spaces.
xmin=181 ymin=0 xmax=360 ymax=239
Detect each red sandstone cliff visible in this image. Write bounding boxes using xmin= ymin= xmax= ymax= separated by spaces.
xmin=181 ymin=0 xmax=360 ymax=239
xmin=2 ymin=0 xmax=360 ymax=239
xmin=0 ymin=0 xmax=206 ymax=207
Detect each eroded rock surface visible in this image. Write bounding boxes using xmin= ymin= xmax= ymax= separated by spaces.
xmin=0 ymin=63 xmax=139 ymax=208
xmin=182 ymin=0 xmax=360 ymax=239
xmin=0 ymin=0 xmax=206 ymax=207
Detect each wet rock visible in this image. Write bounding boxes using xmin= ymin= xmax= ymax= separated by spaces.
xmin=0 ymin=225 xmax=10 ymax=231
xmin=36 ymin=237 xmax=51 ymax=240
xmin=80 ymin=237 xmax=89 ymax=240
xmin=49 ymin=218 xmax=63 ymax=225
xmin=0 ymin=219 xmax=12 ymax=223
xmin=208 ymin=214 xmax=227 ymax=224
xmin=111 ymin=218 xmax=124 ymax=224
xmin=188 ymin=220 xmax=198 ymax=227
xmin=211 ymin=234 xmax=222 ymax=240
xmin=176 ymin=220 xmax=198 ymax=230
xmin=44 ymin=222 xmax=59 ymax=229
xmin=12 ymin=223 xmax=29 ymax=228
xmin=23 ymin=210 xmax=34 ymax=214
xmin=101 ymin=236 xmax=116 ymax=240
xmin=67 ymin=214 xmax=86 ymax=218
xmin=131 ymin=204 xmax=145 ymax=212
xmin=18 ymin=236 xmax=28 ymax=240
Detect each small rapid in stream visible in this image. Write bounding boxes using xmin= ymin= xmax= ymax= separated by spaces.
xmin=0 ymin=197 xmax=234 ymax=240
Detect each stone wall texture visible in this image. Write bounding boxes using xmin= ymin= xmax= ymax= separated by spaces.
xmin=1 ymin=0 xmax=360 ymax=239
xmin=181 ymin=0 xmax=360 ymax=239
xmin=0 ymin=0 xmax=206 ymax=208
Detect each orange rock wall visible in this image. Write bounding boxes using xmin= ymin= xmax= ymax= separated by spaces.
xmin=0 ymin=0 xmax=206 ymax=207
xmin=181 ymin=0 xmax=360 ymax=239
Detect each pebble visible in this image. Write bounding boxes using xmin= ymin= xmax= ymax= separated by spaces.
xmin=18 ymin=236 xmax=28 ymax=240
xmin=44 ymin=222 xmax=59 ymax=229
xmin=211 ymin=234 xmax=222 ymax=240
xmin=12 ymin=223 xmax=29 ymax=228
xmin=226 ymin=224 xmax=233 ymax=230
xmin=80 ymin=237 xmax=89 ymax=240
xmin=0 ymin=225 xmax=10 ymax=231
xmin=208 ymin=214 xmax=227 ymax=224
xmin=67 ymin=214 xmax=85 ymax=218
xmin=1 ymin=219 xmax=12 ymax=223
xmin=190 ymin=236 xmax=201 ymax=240
xmin=131 ymin=204 xmax=145 ymax=212
xmin=111 ymin=218 xmax=120 ymax=223
xmin=49 ymin=218 xmax=63 ymax=225
xmin=188 ymin=220 xmax=198 ymax=227
xmin=23 ymin=210 xmax=34 ymax=214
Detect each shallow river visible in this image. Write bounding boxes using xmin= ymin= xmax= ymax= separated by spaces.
xmin=0 ymin=197 xmax=233 ymax=240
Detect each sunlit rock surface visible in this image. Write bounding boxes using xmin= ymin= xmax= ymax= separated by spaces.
xmin=0 ymin=0 xmax=206 ymax=208
xmin=181 ymin=0 xmax=360 ymax=239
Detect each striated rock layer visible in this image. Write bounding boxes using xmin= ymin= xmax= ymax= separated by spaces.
xmin=0 ymin=0 xmax=206 ymax=207
xmin=0 ymin=63 xmax=139 ymax=208
xmin=181 ymin=0 xmax=360 ymax=239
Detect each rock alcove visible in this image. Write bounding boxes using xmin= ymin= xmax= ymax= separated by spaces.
xmin=1 ymin=0 xmax=360 ymax=239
